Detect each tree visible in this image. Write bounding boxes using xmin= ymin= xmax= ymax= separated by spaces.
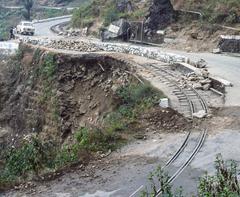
xmin=22 ymin=0 xmax=34 ymax=20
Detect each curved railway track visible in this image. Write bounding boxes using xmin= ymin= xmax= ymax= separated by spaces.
xmin=129 ymin=129 xmax=207 ymax=197
xmin=155 ymin=129 xmax=207 ymax=197
xmin=129 ymin=63 xmax=208 ymax=197
xmin=142 ymin=63 xmax=208 ymax=119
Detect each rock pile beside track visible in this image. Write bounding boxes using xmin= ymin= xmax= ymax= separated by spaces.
xmin=46 ymin=40 xmax=102 ymax=52
xmin=179 ymin=69 xmax=212 ymax=91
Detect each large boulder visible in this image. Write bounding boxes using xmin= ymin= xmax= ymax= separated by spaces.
xmin=116 ymin=0 xmax=133 ymax=13
xmin=144 ymin=0 xmax=174 ymax=35
xmin=101 ymin=18 xmax=131 ymax=41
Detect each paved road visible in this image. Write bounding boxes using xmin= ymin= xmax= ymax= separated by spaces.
xmin=163 ymin=49 xmax=240 ymax=106
xmin=3 ymin=16 xmax=239 ymax=197
xmin=33 ymin=17 xmax=240 ymax=106
xmin=34 ymin=17 xmax=71 ymax=36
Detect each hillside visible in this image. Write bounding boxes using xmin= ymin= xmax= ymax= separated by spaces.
xmin=69 ymin=0 xmax=239 ymax=52
xmin=0 ymin=0 xmax=88 ymax=6
xmin=71 ymin=0 xmax=240 ymax=27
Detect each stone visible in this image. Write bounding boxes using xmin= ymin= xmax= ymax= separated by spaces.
xmin=144 ymin=0 xmax=174 ymax=34
xmin=101 ymin=18 xmax=131 ymax=41
xmin=190 ymin=32 xmax=198 ymax=39
xmin=203 ymin=83 xmax=211 ymax=91
xmin=193 ymin=110 xmax=207 ymax=118
xmin=116 ymin=0 xmax=133 ymax=12
xmin=193 ymin=83 xmax=203 ymax=90
xmin=201 ymin=69 xmax=209 ymax=78
xmin=196 ymin=59 xmax=207 ymax=68
xmin=200 ymin=79 xmax=211 ymax=85
xmin=212 ymin=48 xmax=221 ymax=54
xmin=218 ymin=35 xmax=240 ymax=53
xmin=188 ymin=76 xmax=198 ymax=81
xmin=159 ymin=98 xmax=169 ymax=108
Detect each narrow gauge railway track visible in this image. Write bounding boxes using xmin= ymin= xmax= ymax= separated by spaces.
xmin=155 ymin=129 xmax=207 ymax=197
xmin=129 ymin=129 xmax=208 ymax=197
xmin=128 ymin=63 xmax=208 ymax=197
xmin=142 ymin=63 xmax=208 ymax=119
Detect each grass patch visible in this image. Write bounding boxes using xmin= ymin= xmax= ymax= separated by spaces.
xmin=105 ymin=83 xmax=163 ymax=133
xmin=0 ymin=80 xmax=163 ymax=190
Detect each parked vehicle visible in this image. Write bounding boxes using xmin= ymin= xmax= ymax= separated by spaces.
xmin=16 ymin=21 xmax=35 ymax=35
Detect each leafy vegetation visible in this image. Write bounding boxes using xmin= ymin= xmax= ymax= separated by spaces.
xmin=71 ymin=0 xmax=99 ymax=28
xmin=105 ymin=83 xmax=163 ymax=134
xmin=198 ymin=154 xmax=240 ymax=197
xmin=71 ymin=0 xmax=145 ymax=29
xmin=0 ymin=7 xmax=22 ymax=40
xmin=179 ymin=0 xmax=240 ymax=24
xmin=21 ymin=0 xmax=33 ymax=20
xmin=141 ymin=154 xmax=240 ymax=197
xmin=0 ymin=81 xmax=163 ymax=189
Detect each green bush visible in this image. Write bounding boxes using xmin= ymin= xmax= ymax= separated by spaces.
xmin=71 ymin=1 xmax=100 ymax=28
xmin=198 ymin=154 xmax=240 ymax=197
xmin=105 ymin=83 xmax=163 ymax=134
xmin=141 ymin=154 xmax=240 ymax=196
xmin=40 ymin=53 xmax=56 ymax=80
xmin=116 ymin=83 xmax=161 ymax=107
xmin=102 ymin=6 xmax=120 ymax=26
xmin=2 ymin=138 xmax=54 ymax=177
xmin=74 ymin=127 xmax=118 ymax=152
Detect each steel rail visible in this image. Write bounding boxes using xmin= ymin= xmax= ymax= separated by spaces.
xmin=155 ymin=129 xmax=207 ymax=197
xmin=163 ymin=131 xmax=191 ymax=169
xmin=148 ymin=64 xmax=208 ymax=115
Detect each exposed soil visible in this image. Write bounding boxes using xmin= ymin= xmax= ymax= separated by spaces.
xmin=163 ymin=22 xmax=240 ymax=52
xmin=0 ymin=44 xmax=193 ymax=195
xmin=0 ymin=44 xmax=137 ymax=153
xmin=204 ymin=106 xmax=240 ymax=132
xmin=141 ymin=107 xmax=191 ymax=132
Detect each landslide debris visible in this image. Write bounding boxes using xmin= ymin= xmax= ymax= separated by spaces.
xmin=0 ymin=44 xmax=190 ymax=191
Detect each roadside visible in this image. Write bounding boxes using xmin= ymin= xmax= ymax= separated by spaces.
xmin=3 ymin=106 xmax=240 ymax=197
xmin=1 ymin=13 xmax=240 ymax=197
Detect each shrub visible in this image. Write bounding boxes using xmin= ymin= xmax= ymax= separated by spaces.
xmin=105 ymin=83 xmax=163 ymax=134
xmin=116 ymin=83 xmax=161 ymax=107
xmin=74 ymin=127 xmax=118 ymax=152
xmin=198 ymin=154 xmax=240 ymax=197
xmin=2 ymin=137 xmax=55 ymax=177
xmin=71 ymin=1 xmax=100 ymax=28
xmin=141 ymin=154 xmax=240 ymax=196
xmin=102 ymin=6 xmax=120 ymax=26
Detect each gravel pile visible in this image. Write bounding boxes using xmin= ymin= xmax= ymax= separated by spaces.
xmin=179 ymin=69 xmax=212 ymax=90
xmin=46 ymin=40 xmax=102 ymax=52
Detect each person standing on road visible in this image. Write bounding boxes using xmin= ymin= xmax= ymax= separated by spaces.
xmin=9 ymin=27 xmax=15 ymax=40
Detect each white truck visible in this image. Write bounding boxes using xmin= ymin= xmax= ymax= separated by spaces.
xmin=16 ymin=21 xmax=35 ymax=35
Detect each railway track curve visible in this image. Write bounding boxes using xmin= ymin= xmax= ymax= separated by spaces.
xmin=142 ymin=63 xmax=208 ymax=119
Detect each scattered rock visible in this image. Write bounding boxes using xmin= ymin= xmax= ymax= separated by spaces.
xmin=193 ymin=83 xmax=203 ymax=90
xmin=212 ymin=48 xmax=221 ymax=54
xmin=200 ymin=79 xmax=212 ymax=85
xmin=193 ymin=110 xmax=207 ymax=118
xmin=190 ymin=32 xmax=198 ymax=39
xmin=196 ymin=59 xmax=207 ymax=68
xmin=203 ymin=83 xmax=211 ymax=91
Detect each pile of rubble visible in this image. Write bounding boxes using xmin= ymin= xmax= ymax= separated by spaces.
xmin=45 ymin=40 xmax=102 ymax=52
xmin=179 ymin=69 xmax=212 ymax=91
xmin=58 ymin=27 xmax=88 ymax=37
